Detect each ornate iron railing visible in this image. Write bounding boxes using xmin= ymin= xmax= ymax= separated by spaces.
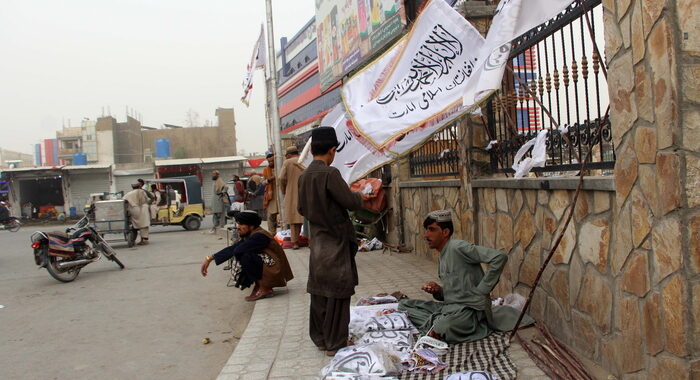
xmin=409 ymin=124 xmax=460 ymax=177
xmin=486 ymin=0 xmax=613 ymax=174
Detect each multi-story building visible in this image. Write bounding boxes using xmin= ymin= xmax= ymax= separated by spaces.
xmin=276 ymin=18 xmax=341 ymax=139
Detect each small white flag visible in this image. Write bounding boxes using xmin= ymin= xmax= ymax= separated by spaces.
xmin=241 ymin=25 xmax=267 ymax=106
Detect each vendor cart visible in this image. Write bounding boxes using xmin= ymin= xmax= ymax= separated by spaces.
xmin=92 ymin=199 xmax=137 ymax=247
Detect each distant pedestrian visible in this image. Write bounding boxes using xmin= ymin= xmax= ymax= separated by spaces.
xmin=279 ymin=145 xmax=304 ymax=249
xmin=209 ymin=170 xmax=230 ymax=234
xmin=262 ymin=153 xmax=279 ymax=234
xmin=246 ymin=174 xmax=264 ymax=217
xmin=149 ymin=184 xmax=162 ymax=221
xmin=123 ymin=183 xmax=151 ymax=245
xmin=231 ymin=175 xmax=246 ymax=203
xmin=298 ymin=127 xmax=370 ymax=356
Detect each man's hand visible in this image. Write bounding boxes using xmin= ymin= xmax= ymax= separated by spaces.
xmin=421 ymin=281 xmax=442 ymax=295
xmin=201 ymin=257 xmax=213 ymax=277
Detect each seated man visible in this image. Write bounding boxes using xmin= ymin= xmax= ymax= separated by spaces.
xmin=399 ymin=210 xmax=529 ymax=344
xmin=200 ymin=210 xmax=294 ymax=301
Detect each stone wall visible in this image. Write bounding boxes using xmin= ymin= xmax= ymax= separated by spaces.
xmin=389 ymin=0 xmax=698 ymax=377
xmin=601 ymin=0 xmax=698 ymax=377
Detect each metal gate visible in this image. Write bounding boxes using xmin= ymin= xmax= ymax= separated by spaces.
xmin=67 ymin=171 xmax=111 ymax=215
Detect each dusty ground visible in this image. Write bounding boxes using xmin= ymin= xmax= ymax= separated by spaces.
xmin=0 ymin=219 xmax=253 ymax=380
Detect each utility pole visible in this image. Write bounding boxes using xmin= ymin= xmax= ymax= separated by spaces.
xmin=265 ymin=0 xmax=285 ymax=223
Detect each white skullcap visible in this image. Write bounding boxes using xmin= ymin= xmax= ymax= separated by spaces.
xmin=426 ymin=210 xmax=452 ymax=222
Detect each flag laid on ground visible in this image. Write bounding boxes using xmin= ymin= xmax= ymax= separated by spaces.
xmin=241 ymin=24 xmax=267 ymax=106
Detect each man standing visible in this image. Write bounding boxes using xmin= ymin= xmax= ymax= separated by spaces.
xmin=209 ymin=170 xmax=230 ymax=234
xmin=123 ymin=183 xmax=151 ymax=245
xmin=262 ymin=153 xmax=278 ymax=234
xmin=298 ymin=127 xmax=368 ymax=355
xmin=399 ymin=210 xmax=530 ymax=343
xmin=200 ymin=210 xmax=294 ymax=301
xmin=279 ymin=145 xmax=304 ymax=249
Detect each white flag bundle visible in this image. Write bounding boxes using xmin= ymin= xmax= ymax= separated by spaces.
xmin=241 ymin=24 xmax=267 ymax=106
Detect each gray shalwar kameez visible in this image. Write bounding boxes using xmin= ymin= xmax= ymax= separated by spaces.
xmin=399 ymin=239 xmax=532 ymax=344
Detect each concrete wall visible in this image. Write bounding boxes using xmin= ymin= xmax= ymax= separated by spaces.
xmin=0 ymin=148 xmax=33 ymax=168
xmin=142 ymin=124 xmax=236 ymax=160
xmin=113 ymin=116 xmax=144 ymax=164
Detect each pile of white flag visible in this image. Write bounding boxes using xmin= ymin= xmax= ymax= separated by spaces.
xmin=305 ymin=0 xmax=575 ymax=183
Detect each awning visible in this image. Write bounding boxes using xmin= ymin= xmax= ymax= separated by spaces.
xmin=247 ymin=158 xmax=267 ymax=168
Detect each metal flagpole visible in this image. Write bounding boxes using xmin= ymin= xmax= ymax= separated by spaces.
xmin=265 ymin=0 xmax=285 ymax=223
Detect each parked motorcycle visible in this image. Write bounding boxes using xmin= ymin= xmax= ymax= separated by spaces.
xmin=30 ymin=215 xmax=124 ymax=282
xmin=1 ymin=217 xmax=21 ymax=232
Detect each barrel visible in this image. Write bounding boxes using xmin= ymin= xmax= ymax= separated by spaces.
xmin=155 ymin=138 xmax=171 ymax=158
xmin=72 ymin=152 xmax=88 ymax=165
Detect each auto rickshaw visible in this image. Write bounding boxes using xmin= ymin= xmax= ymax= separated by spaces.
xmin=146 ymin=176 xmax=204 ymax=230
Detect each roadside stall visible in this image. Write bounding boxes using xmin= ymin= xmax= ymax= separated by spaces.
xmin=2 ymin=166 xmax=67 ymax=219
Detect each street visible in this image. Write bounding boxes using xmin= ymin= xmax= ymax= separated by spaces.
xmin=0 ymin=219 xmax=253 ymax=380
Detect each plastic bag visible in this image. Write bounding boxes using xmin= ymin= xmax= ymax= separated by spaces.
xmin=503 ymin=293 xmax=526 ymax=311
xmin=356 ymin=295 xmax=398 ymax=306
xmin=401 ymin=348 xmax=447 ymax=374
xmin=320 ymin=343 xmax=402 ymax=379
xmin=358 ymin=238 xmax=384 ymax=252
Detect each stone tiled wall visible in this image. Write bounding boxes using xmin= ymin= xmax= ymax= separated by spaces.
xmin=390 ymin=0 xmax=698 ymax=377
xmin=601 ymin=0 xmax=698 ymax=377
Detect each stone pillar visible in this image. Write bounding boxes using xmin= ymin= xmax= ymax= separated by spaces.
xmin=604 ymin=0 xmax=698 ymax=377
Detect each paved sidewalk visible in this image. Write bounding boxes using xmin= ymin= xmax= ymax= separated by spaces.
xmin=216 ymin=247 xmax=549 ymax=380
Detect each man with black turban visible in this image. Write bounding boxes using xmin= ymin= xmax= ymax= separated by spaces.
xmin=200 ymin=210 xmax=294 ymax=301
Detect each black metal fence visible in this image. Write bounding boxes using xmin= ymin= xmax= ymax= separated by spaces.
xmin=409 ymin=124 xmax=460 ymax=177
xmin=486 ymin=0 xmax=614 ymax=174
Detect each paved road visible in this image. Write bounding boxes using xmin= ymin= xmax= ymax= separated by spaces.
xmin=0 ymin=219 xmax=253 ymax=380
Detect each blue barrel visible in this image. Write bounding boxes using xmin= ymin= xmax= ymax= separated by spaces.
xmin=69 ymin=207 xmax=77 ymax=217
xmin=72 ymin=152 xmax=88 ymax=165
xmin=155 ymin=138 xmax=171 ymax=158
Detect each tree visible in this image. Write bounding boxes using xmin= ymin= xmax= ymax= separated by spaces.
xmin=185 ymin=109 xmax=200 ymax=128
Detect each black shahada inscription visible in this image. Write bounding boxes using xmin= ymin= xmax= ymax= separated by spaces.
xmin=375 ymin=24 xmax=478 ymax=119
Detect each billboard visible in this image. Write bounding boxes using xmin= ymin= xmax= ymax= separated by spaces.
xmin=315 ymin=0 xmax=406 ymax=90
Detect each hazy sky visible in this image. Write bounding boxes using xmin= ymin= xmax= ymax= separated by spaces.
xmin=0 ymin=0 xmax=316 ymax=155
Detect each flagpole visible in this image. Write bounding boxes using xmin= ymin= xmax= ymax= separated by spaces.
xmin=265 ymin=0 xmax=285 ymax=223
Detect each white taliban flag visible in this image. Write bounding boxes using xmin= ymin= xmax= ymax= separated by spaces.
xmin=342 ymin=0 xmax=575 ymax=150
xmin=300 ymin=105 xmax=393 ymax=184
xmin=342 ymin=0 xmax=485 ymax=150
xmin=241 ymin=24 xmax=267 ymax=106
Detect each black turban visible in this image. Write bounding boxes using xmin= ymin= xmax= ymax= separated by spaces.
xmin=233 ymin=210 xmax=262 ymax=227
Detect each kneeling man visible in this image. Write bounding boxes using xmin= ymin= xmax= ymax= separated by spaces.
xmin=399 ymin=210 xmax=528 ymax=344
xmin=201 ymin=210 xmax=294 ymax=301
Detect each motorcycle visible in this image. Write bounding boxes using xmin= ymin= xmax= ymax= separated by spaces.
xmin=1 ymin=217 xmax=21 ymax=232
xmin=30 ymin=215 xmax=125 ymax=282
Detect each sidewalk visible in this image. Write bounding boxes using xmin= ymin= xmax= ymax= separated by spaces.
xmin=216 ymin=247 xmax=549 ymax=380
